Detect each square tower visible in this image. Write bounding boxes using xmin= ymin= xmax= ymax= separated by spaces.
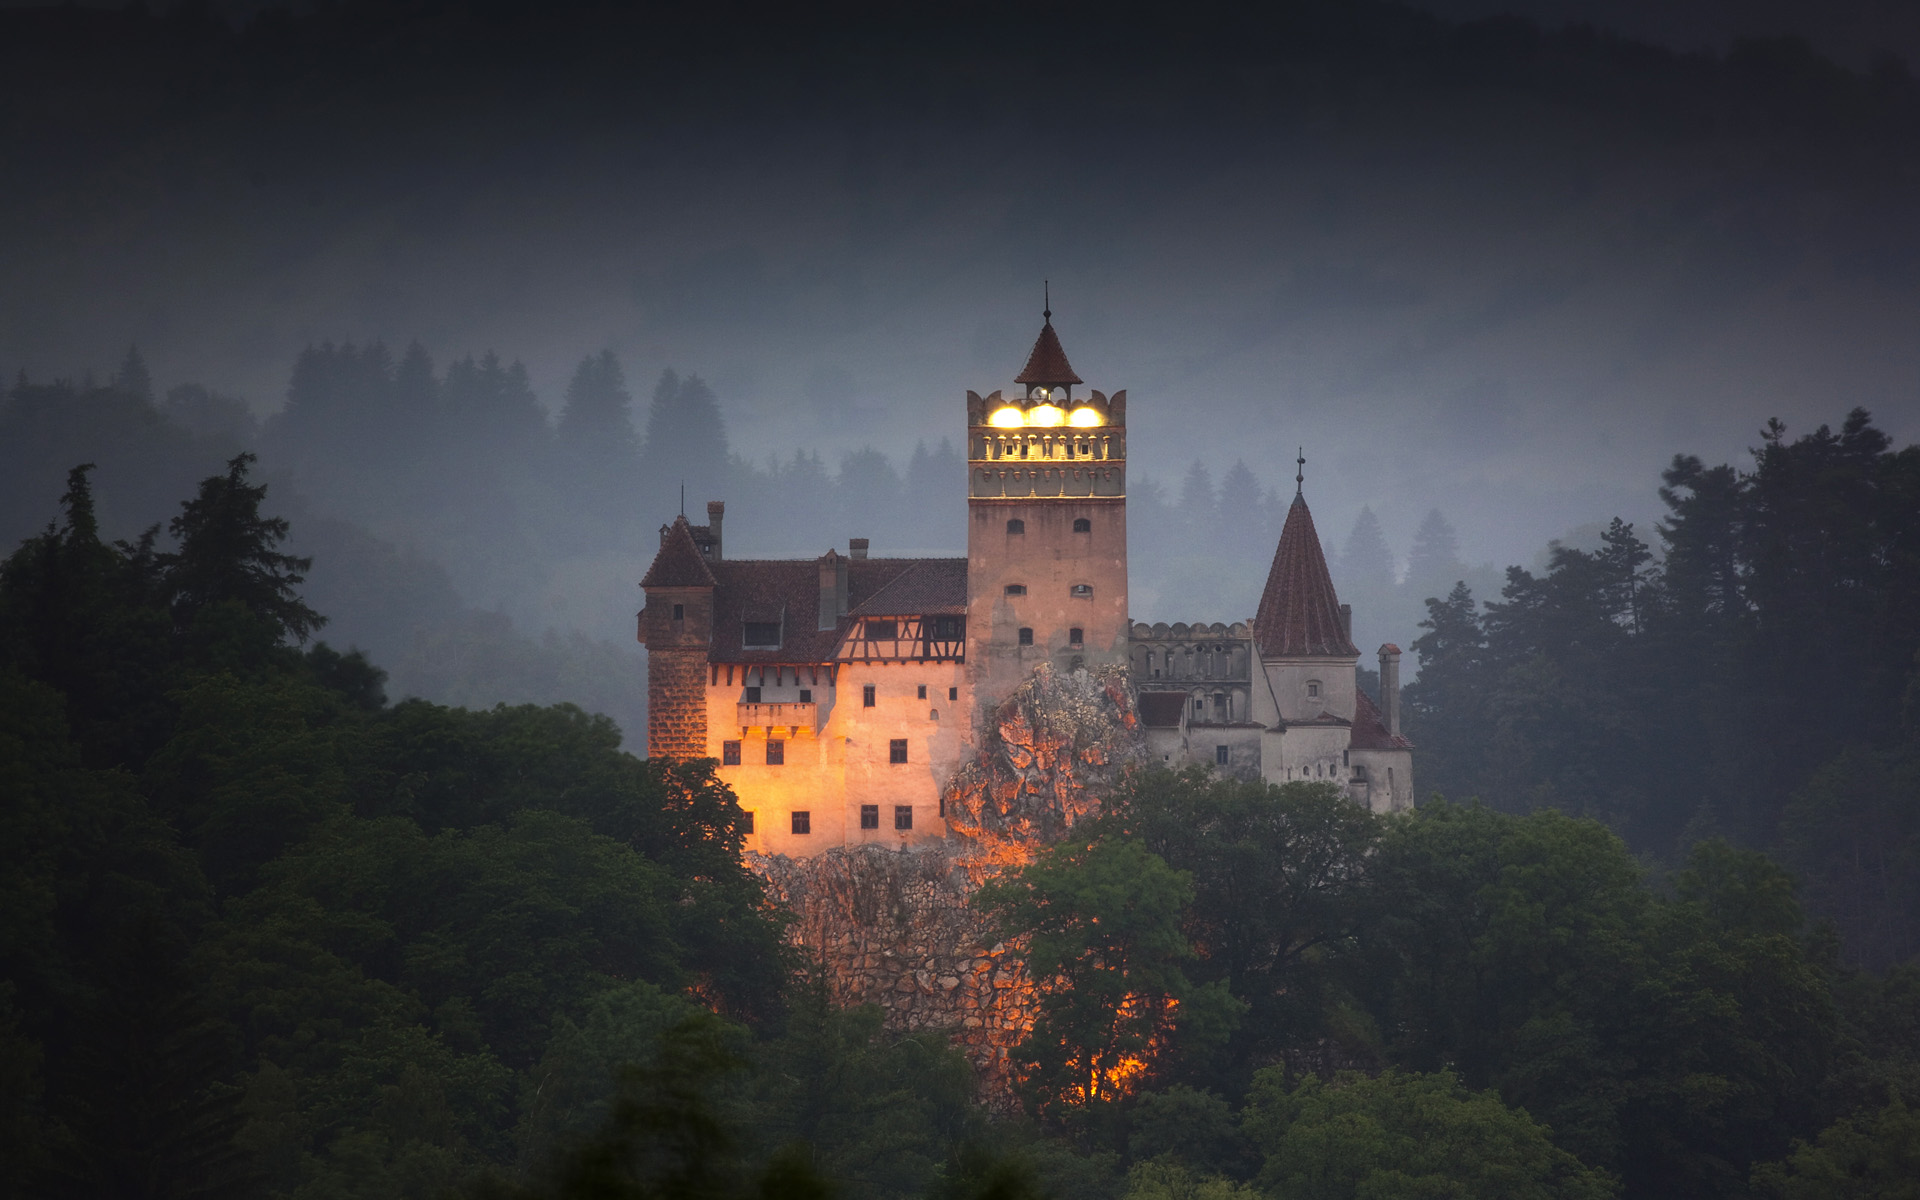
xmin=965 ymin=308 xmax=1129 ymax=711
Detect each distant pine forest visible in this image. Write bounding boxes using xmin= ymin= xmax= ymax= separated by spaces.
xmin=2 ymin=345 xmax=1917 ymax=1199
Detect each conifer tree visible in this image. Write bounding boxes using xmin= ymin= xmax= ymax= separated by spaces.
xmin=113 ymin=345 xmax=153 ymax=404
xmin=161 ymin=453 xmax=324 ymax=644
xmin=640 ymin=371 xmax=730 ymax=510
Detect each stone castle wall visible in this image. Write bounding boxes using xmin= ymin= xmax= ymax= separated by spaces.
xmin=647 ymin=648 xmax=708 ymax=759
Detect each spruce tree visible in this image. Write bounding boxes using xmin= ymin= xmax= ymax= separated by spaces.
xmin=161 ymin=454 xmax=324 ymax=644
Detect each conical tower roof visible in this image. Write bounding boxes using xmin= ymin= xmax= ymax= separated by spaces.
xmin=1253 ymin=494 xmax=1358 ymax=657
xmin=641 ymin=515 xmax=717 ymax=588
xmin=1014 ymin=318 xmax=1082 ymax=388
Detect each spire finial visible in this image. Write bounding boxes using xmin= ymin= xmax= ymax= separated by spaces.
xmin=1043 ymin=280 xmax=1051 ymax=323
xmin=1295 ymin=447 xmax=1305 ymax=496
xmin=680 ymin=481 xmax=685 ymax=516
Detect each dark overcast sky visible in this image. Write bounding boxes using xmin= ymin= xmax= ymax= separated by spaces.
xmin=3 ymin=0 xmax=1918 ymax=575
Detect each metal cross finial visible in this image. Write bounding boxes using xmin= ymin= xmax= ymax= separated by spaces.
xmin=1295 ymin=447 xmax=1305 ymax=496
xmin=1044 ymin=280 xmax=1051 ymax=323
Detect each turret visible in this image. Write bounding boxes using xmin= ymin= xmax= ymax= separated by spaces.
xmin=638 ymin=515 xmax=717 ymax=758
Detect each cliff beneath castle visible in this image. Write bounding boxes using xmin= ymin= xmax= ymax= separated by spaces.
xmin=748 ymin=664 xmax=1142 ymax=1103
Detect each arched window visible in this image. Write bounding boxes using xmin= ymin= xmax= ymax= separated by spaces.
xmin=1005 ymin=584 xmax=1027 ymax=595
xmin=1007 ymin=518 xmax=1025 ymax=534
xmin=1073 ymin=517 xmax=1091 ymax=532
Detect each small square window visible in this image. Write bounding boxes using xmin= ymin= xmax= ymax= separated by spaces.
xmin=1216 ymin=745 xmax=1230 ymax=766
xmin=722 ymin=740 xmax=741 ymax=765
xmin=948 ymin=687 xmax=958 ymax=701
xmin=1005 ymin=584 xmax=1027 ymax=595
xmin=890 ymin=738 xmax=908 ymax=764
xmin=1073 ymin=518 xmax=1091 ymax=532
xmin=743 ymin=810 xmax=754 ymax=833
xmin=744 ymin=686 xmax=761 ymax=703
xmin=1069 ymin=627 xmax=1083 ymax=646
xmin=799 ymin=689 xmax=812 ymax=702
xmin=863 ymin=684 xmax=876 ymax=707
xmin=895 ymin=805 xmax=913 ymax=830
xmin=1018 ymin=627 xmax=1033 ymax=646
xmin=672 ymin=603 xmax=685 ymax=620
xmin=766 ymin=740 xmax=784 ymax=765
xmin=1307 ymin=681 xmax=1321 ymax=699
xmin=791 ymin=810 xmax=810 ymax=835
xmin=917 ymin=684 xmax=927 ymax=700
xmin=860 ymin=804 xmax=879 ymax=829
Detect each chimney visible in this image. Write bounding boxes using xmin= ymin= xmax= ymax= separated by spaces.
xmin=1339 ymin=603 xmax=1353 ymax=643
xmin=1378 ymin=643 xmax=1402 ymax=738
xmin=849 ymin=537 xmax=869 ymax=560
xmin=818 ymin=550 xmax=849 ymax=630
xmin=706 ymin=501 xmax=725 ymax=559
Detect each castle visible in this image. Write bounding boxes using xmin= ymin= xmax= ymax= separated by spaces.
xmin=637 ymin=310 xmax=1413 ymax=856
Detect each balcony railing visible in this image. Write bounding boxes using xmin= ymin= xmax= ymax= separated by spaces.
xmin=737 ymin=701 xmax=818 ymax=730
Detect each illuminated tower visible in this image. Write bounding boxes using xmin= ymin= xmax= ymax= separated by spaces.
xmin=965 ymin=301 xmax=1129 ymax=711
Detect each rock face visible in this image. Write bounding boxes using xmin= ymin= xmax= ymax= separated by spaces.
xmin=749 ymin=665 xmax=1143 ymax=1104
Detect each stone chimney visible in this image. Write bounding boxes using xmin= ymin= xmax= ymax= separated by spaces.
xmin=1378 ymin=643 xmax=1402 ymax=738
xmin=706 ymin=501 xmax=725 ymax=559
xmin=849 ymin=537 xmax=869 ymax=560
xmin=818 ymin=550 xmax=849 ymax=630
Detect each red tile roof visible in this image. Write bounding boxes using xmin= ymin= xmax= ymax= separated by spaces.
xmin=640 ymin=517 xmax=718 ymax=588
xmin=1014 ymin=319 xmax=1082 ymax=387
xmin=1351 ymin=688 xmax=1413 ymax=750
xmin=1253 ymin=494 xmax=1359 ymax=658
xmin=1138 ymin=691 xmax=1189 ymax=728
xmin=706 ymin=556 xmax=967 ymax=663
xmin=850 ymin=558 xmax=968 ymax=616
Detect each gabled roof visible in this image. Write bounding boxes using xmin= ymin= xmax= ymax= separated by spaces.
xmin=1253 ymin=494 xmax=1359 ymax=658
xmin=850 ymin=559 xmax=968 ymax=616
xmin=641 ymin=516 xmax=717 ymax=588
xmin=1351 ymin=688 xmax=1413 ymax=750
xmin=705 ymin=555 xmax=967 ymax=663
xmin=1014 ymin=319 xmax=1082 ymax=387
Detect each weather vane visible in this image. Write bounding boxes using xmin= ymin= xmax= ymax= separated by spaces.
xmin=1296 ymin=447 xmax=1306 ymax=496
xmin=1043 ymin=279 xmax=1050 ymax=322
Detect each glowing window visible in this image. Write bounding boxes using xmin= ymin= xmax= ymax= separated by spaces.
xmin=989 ymin=406 xmax=1025 ymax=428
xmin=1068 ymin=406 xmax=1103 ymax=427
xmin=1028 ymin=403 xmax=1065 ymax=427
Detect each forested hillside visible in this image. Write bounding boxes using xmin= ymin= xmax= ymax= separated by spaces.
xmin=4 ymin=457 xmax=1917 ymax=1199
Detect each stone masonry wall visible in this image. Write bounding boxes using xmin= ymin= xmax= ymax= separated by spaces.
xmin=647 ymin=648 xmax=708 ymax=759
xmin=749 ymin=664 xmax=1142 ymax=1107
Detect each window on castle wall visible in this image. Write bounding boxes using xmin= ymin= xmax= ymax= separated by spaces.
xmin=861 ymin=805 xmax=879 ymax=830
xmin=743 ymin=810 xmax=754 ymax=833
xmin=1307 ymin=680 xmax=1321 ymax=699
xmin=1070 ymin=584 xmax=1092 ymax=599
xmin=744 ymin=687 xmax=761 ymax=703
xmin=939 ymin=794 xmax=946 ymax=817
xmin=917 ymin=685 xmax=927 ymax=699
xmin=1007 ymin=518 xmax=1025 ymax=534
xmin=672 ymin=603 xmax=684 ymax=620
xmin=766 ymin=740 xmax=785 ymax=765
xmin=863 ymin=685 xmax=875 ymax=707
xmin=890 ymin=739 xmax=908 ymax=763
xmin=895 ymin=805 xmax=913 ymax=830
xmin=1216 ymin=745 xmax=1229 ymax=766
xmin=1074 ymin=518 xmax=1091 ymax=532
xmin=1005 ymin=584 xmax=1026 ymax=595
xmin=799 ymin=689 xmax=812 ymax=702
xmin=1018 ymin=628 xmax=1034 ymax=646
xmin=948 ymin=687 xmax=958 ymax=701
xmin=791 ymin=811 xmax=810 ymax=835
xmin=722 ymin=741 xmax=741 ymax=765
xmin=1069 ymin=627 xmax=1083 ymax=646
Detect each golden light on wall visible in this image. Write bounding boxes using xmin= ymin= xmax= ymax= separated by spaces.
xmin=989 ymin=406 xmax=1026 ymax=428
xmin=1068 ymin=406 xmax=1103 ymax=427
xmin=1027 ymin=403 xmax=1066 ymax=427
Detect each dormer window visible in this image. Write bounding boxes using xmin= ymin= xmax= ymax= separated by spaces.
xmin=744 ymin=621 xmax=781 ymax=648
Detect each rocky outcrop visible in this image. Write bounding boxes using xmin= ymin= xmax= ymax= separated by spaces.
xmin=749 ymin=665 xmax=1144 ymax=1105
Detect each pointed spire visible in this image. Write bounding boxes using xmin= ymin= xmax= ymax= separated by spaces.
xmin=1014 ymin=288 xmax=1082 ymax=388
xmin=641 ymin=514 xmax=718 ymax=588
xmin=1252 ymin=492 xmax=1359 ymax=658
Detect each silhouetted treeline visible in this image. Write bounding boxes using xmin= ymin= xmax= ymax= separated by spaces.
xmin=1403 ymin=409 xmax=1920 ymax=970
